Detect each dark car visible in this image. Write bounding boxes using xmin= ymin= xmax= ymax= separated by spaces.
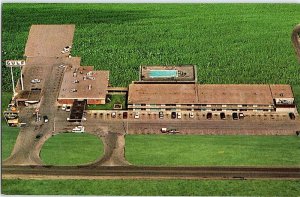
xmin=159 ymin=111 xmax=164 ymax=119
xmin=206 ymin=112 xmax=212 ymax=120
xmin=123 ymin=112 xmax=128 ymax=119
xmin=232 ymin=112 xmax=239 ymax=120
xmin=171 ymin=112 xmax=176 ymax=119
xmin=289 ymin=112 xmax=295 ymax=120
xmin=220 ymin=112 xmax=226 ymax=120
xmin=43 ymin=115 xmax=49 ymax=123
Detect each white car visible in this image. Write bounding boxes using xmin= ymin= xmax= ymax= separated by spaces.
xmin=134 ymin=112 xmax=140 ymax=119
xmin=177 ymin=112 xmax=182 ymax=119
xmin=72 ymin=126 xmax=85 ymax=133
xmin=31 ymin=79 xmax=41 ymax=83
xmin=62 ymin=104 xmax=67 ymax=111
xmin=59 ymin=64 xmax=65 ymax=68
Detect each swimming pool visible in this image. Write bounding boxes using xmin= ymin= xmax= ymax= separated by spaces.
xmin=149 ymin=70 xmax=178 ymax=78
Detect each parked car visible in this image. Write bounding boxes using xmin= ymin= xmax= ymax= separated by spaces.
xmin=159 ymin=111 xmax=164 ymax=119
xmin=206 ymin=112 xmax=212 ymax=120
xmin=171 ymin=112 xmax=177 ymax=119
xmin=62 ymin=104 xmax=67 ymax=111
xmin=72 ymin=126 xmax=85 ymax=133
xmin=177 ymin=112 xmax=182 ymax=119
xmin=161 ymin=128 xmax=168 ymax=133
xmin=66 ymin=106 xmax=71 ymax=112
xmin=289 ymin=112 xmax=296 ymax=120
xmin=31 ymin=79 xmax=41 ymax=83
xmin=189 ymin=112 xmax=194 ymax=119
xmin=134 ymin=112 xmax=140 ymax=119
xmin=43 ymin=115 xmax=49 ymax=123
xmin=232 ymin=112 xmax=239 ymax=120
xmin=239 ymin=113 xmax=244 ymax=119
xmin=123 ymin=112 xmax=128 ymax=119
xmin=220 ymin=112 xmax=226 ymax=120
xmin=111 ymin=112 xmax=116 ymax=118
xmin=169 ymin=128 xmax=179 ymax=134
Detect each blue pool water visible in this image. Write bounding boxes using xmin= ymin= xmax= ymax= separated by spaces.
xmin=149 ymin=70 xmax=178 ymax=78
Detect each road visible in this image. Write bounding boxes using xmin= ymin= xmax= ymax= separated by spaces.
xmin=3 ymin=165 xmax=300 ymax=180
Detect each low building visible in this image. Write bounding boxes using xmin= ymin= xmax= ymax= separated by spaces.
xmin=57 ymin=64 xmax=109 ymax=105
xmin=128 ymin=83 xmax=296 ymax=113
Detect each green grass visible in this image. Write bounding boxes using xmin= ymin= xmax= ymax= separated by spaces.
xmin=87 ymin=94 xmax=126 ymax=110
xmin=1 ymin=124 xmax=19 ymax=160
xmin=40 ymin=133 xmax=103 ymax=165
xmin=2 ymin=92 xmax=20 ymax=160
xmin=1 ymin=92 xmax=13 ymax=113
xmin=126 ymin=135 xmax=300 ymax=166
xmin=2 ymin=179 xmax=300 ymax=196
xmin=2 ymin=4 xmax=300 ymax=89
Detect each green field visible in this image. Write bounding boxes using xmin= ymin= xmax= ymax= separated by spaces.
xmin=40 ymin=133 xmax=103 ymax=165
xmin=2 ymin=179 xmax=300 ymax=196
xmin=2 ymin=4 xmax=300 ymax=95
xmin=126 ymin=135 xmax=300 ymax=166
xmin=1 ymin=124 xmax=19 ymax=160
xmin=2 ymin=3 xmax=300 ymax=196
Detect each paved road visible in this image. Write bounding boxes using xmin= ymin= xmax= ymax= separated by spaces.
xmin=3 ymin=165 xmax=300 ymax=180
xmin=4 ymin=61 xmax=66 ymax=165
xmin=53 ymin=117 xmax=300 ymax=135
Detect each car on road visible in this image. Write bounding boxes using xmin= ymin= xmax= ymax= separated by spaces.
xmin=177 ymin=112 xmax=182 ymax=119
xmin=123 ymin=112 xmax=128 ymax=119
xmin=289 ymin=112 xmax=296 ymax=120
xmin=239 ymin=113 xmax=244 ymax=119
xmin=111 ymin=112 xmax=116 ymax=118
xmin=220 ymin=112 xmax=226 ymax=120
xmin=232 ymin=112 xmax=239 ymax=120
xmin=171 ymin=112 xmax=176 ymax=119
xmin=66 ymin=106 xmax=71 ymax=112
xmin=189 ymin=112 xmax=194 ymax=119
xmin=134 ymin=112 xmax=140 ymax=119
xmin=31 ymin=79 xmax=41 ymax=83
xmin=72 ymin=126 xmax=85 ymax=133
xmin=43 ymin=115 xmax=49 ymax=123
xmin=159 ymin=111 xmax=164 ymax=119
xmin=206 ymin=112 xmax=212 ymax=120
xmin=35 ymin=134 xmax=42 ymax=140
xmin=59 ymin=64 xmax=65 ymax=68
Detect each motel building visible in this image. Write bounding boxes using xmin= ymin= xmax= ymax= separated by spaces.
xmin=57 ymin=63 xmax=109 ymax=105
xmin=127 ymin=65 xmax=297 ymax=114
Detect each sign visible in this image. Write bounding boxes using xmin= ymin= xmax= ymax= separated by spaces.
xmin=5 ymin=60 xmax=26 ymax=67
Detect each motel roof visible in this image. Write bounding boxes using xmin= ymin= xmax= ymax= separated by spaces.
xmin=58 ymin=65 xmax=109 ymax=100
xmin=269 ymin=84 xmax=294 ymax=98
xmin=25 ymin=24 xmax=75 ymax=57
xmin=128 ymin=84 xmax=294 ymax=105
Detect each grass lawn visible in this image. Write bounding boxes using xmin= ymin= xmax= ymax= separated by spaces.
xmin=2 ymin=179 xmax=300 ymax=196
xmin=40 ymin=133 xmax=103 ymax=165
xmin=2 ymin=92 xmax=20 ymax=160
xmin=126 ymin=135 xmax=300 ymax=166
xmin=2 ymin=4 xmax=300 ymax=98
xmin=1 ymin=124 xmax=19 ymax=160
xmin=87 ymin=94 xmax=126 ymax=110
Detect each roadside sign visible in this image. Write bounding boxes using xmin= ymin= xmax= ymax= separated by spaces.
xmin=5 ymin=60 xmax=26 ymax=67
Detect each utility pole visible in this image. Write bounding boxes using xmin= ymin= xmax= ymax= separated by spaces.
xmin=20 ymin=66 xmax=24 ymax=90
xmin=10 ymin=66 xmax=16 ymax=96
